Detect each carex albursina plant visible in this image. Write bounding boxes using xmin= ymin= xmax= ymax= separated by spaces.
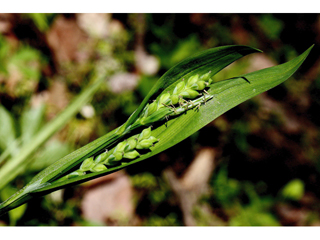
xmin=0 ymin=45 xmax=313 ymax=215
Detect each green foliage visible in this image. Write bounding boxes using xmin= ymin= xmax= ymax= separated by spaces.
xmin=0 ymin=36 xmax=45 ymax=98
xmin=10 ymin=47 xmax=42 ymax=80
xmin=230 ymin=183 xmax=280 ymax=226
xmin=258 ymin=15 xmax=284 ymax=41
xmin=207 ymin=21 xmax=234 ymax=46
xmin=231 ymin=121 xmax=250 ymax=153
xmin=211 ymin=165 xmax=241 ymax=207
xmin=137 ymin=75 xmax=159 ymax=98
xmin=131 ymin=172 xmax=171 ymax=206
xmin=0 ymin=77 xmax=104 ymax=193
xmin=0 ymin=102 xmax=73 ymax=174
xmin=24 ymin=13 xmax=56 ymax=32
xmin=20 ymin=104 xmax=46 ymax=145
xmin=150 ymin=34 xmax=203 ymax=70
xmin=210 ymin=164 xmax=280 ymax=226
xmin=0 ymin=36 xmax=11 ymax=74
xmin=281 ymin=179 xmax=305 ymax=201
xmin=0 ymin=106 xmax=17 ymax=155
xmin=29 ymin=141 xmax=72 ymax=172
xmin=0 ymin=185 xmax=27 ymax=226
xmin=229 ymin=205 xmax=280 ymax=226
xmin=131 ymin=172 xmax=158 ymax=189
xmin=192 ymin=205 xmax=225 ymax=226
xmin=144 ymin=213 xmax=180 ymax=226
xmin=0 ymin=104 xmax=46 ymax=163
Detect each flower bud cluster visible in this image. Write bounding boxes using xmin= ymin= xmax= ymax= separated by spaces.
xmin=64 ymin=127 xmax=158 ymax=179
xmin=138 ymin=71 xmax=213 ymax=125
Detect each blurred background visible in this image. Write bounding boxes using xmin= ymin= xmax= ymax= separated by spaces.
xmin=0 ymin=13 xmax=319 ymax=226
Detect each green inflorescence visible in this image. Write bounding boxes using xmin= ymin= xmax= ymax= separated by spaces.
xmin=137 ymin=71 xmax=213 ymax=126
xmin=61 ymin=127 xmax=158 ymax=179
xmin=59 ymin=71 xmax=214 ymax=181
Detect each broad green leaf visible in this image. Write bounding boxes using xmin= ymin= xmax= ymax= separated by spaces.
xmin=0 ymin=45 xmax=312 ymax=216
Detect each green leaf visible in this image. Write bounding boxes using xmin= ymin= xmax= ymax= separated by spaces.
xmin=0 ymin=185 xmax=27 ymax=225
xmin=0 ymin=45 xmax=313 ymax=216
xmin=20 ymin=104 xmax=46 ymax=145
xmin=0 ymin=104 xmax=46 ymax=166
xmin=25 ymin=13 xmax=53 ymax=32
xmin=0 ymin=106 xmax=17 ymax=153
xmin=9 ymin=46 xmax=42 ymax=81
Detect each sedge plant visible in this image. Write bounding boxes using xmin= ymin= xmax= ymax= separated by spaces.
xmin=0 ymin=45 xmax=313 ymax=215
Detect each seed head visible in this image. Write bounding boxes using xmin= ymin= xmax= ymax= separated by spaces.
xmin=114 ymin=141 xmax=127 ymax=153
xmin=187 ymin=75 xmax=199 ymax=88
xmin=68 ymin=170 xmax=85 ymax=179
xmin=159 ymin=93 xmax=171 ymax=105
xmin=192 ymin=81 xmax=206 ymax=91
xmin=104 ymin=152 xmax=122 ymax=166
xmin=173 ymin=81 xmax=186 ymax=94
xmin=123 ymin=150 xmax=140 ymax=159
xmin=200 ymin=72 xmax=211 ymax=81
xmin=138 ymin=127 xmax=152 ymax=141
xmin=114 ymin=152 xmax=123 ymax=161
xmin=94 ymin=152 xmax=109 ymax=164
xmin=80 ymin=157 xmax=95 ymax=172
xmin=136 ymin=139 xmax=154 ymax=149
xmin=147 ymin=136 xmax=159 ymax=144
xmin=125 ymin=138 xmax=137 ymax=151
xmin=170 ymin=95 xmax=179 ymax=105
xmin=147 ymin=102 xmax=157 ymax=116
xmin=90 ymin=164 xmax=107 ymax=172
xmin=180 ymin=89 xmax=200 ymax=99
xmin=140 ymin=107 xmax=172 ymax=125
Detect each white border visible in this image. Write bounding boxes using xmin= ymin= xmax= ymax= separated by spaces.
xmin=2 ymin=226 xmax=320 ymax=240
xmin=1 ymin=0 xmax=319 ymax=13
